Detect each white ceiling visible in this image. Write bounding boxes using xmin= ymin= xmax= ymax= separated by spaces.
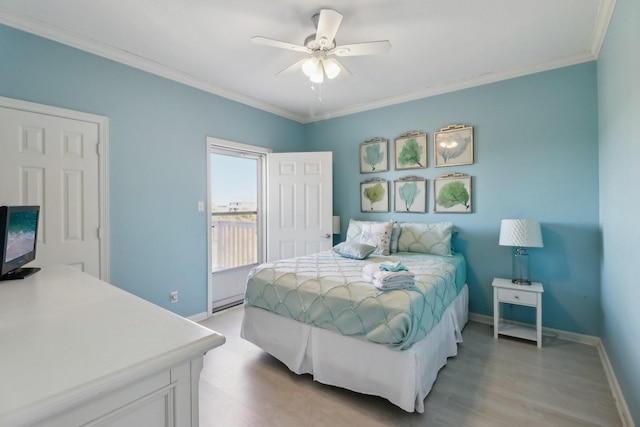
xmin=0 ymin=0 xmax=615 ymax=123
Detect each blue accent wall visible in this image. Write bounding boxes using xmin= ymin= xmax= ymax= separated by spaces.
xmin=0 ymin=24 xmax=305 ymax=317
xmin=598 ymin=0 xmax=640 ymax=422
xmin=307 ymin=63 xmax=601 ymax=336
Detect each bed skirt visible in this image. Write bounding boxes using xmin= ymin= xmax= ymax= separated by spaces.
xmin=241 ymin=284 xmax=468 ymax=413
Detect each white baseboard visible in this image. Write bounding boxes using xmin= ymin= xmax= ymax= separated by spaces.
xmin=469 ymin=313 xmax=601 ymax=345
xmin=468 ymin=312 xmax=635 ymax=426
xmin=597 ymin=341 xmax=636 ymax=427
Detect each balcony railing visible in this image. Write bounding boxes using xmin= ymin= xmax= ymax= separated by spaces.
xmin=211 ymin=212 xmax=257 ymax=272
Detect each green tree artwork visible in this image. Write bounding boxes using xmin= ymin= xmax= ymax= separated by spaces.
xmin=363 ymin=143 xmax=384 ymax=172
xmin=398 ymin=182 xmax=420 ymax=211
xmin=436 ymin=181 xmax=470 ymax=211
xmin=396 ymin=135 xmax=426 ymax=169
xmin=363 ymin=183 xmax=386 ymax=211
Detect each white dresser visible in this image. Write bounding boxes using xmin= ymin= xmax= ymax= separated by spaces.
xmin=0 ymin=265 xmax=225 ymax=426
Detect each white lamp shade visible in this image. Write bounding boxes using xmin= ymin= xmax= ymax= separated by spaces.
xmin=323 ymin=58 xmax=341 ymax=79
xmin=310 ymin=70 xmax=324 ymax=83
xmin=499 ymin=219 xmax=543 ymax=248
xmin=302 ymin=57 xmax=320 ymax=77
xmin=332 ymin=216 xmax=341 ymax=234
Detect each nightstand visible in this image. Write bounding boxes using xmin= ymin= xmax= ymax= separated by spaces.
xmin=493 ymin=277 xmax=544 ymax=347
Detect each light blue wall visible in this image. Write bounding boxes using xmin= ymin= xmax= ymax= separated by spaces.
xmin=306 ymin=63 xmax=601 ymax=335
xmin=0 ymin=24 xmax=305 ymax=316
xmin=598 ymin=0 xmax=640 ymax=422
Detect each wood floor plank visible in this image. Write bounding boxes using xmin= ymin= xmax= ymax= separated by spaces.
xmin=198 ymin=306 xmax=623 ymax=427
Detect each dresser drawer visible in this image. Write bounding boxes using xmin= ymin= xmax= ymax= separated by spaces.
xmin=497 ymin=288 xmax=537 ymax=305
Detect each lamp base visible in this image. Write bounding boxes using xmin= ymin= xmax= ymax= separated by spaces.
xmin=512 ymin=248 xmax=531 ymax=286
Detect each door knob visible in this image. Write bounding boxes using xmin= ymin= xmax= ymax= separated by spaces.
xmin=321 ymin=233 xmax=331 ymax=239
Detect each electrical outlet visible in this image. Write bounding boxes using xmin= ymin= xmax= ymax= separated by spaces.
xmin=170 ymin=291 xmax=178 ymax=303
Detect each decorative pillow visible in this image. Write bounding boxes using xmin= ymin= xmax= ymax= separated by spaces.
xmin=397 ymin=222 xmax=454 ymax=256
xmin=389 ymin=222 xmax=402 ymax=254
xmin=333 ymin=242 xmax=376 ymax=260
xmin=345 ymin=219 xmax=393 ymax=256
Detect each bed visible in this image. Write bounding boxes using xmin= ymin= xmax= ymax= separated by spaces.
xmin=241 ymin=220 xmax=467 ymax=413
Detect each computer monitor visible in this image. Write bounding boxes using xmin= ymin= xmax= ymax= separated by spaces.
xmin=0 ymin=205 xmax=41 ymax=281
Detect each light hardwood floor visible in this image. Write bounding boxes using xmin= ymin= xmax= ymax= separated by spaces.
xmin=198 ymin=306 xmax=622 ymax=427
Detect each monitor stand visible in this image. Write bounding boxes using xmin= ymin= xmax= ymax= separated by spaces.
xmin=0 ymin=267 xmax=41 ymax=281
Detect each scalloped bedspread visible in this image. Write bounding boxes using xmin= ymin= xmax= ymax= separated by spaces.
xmin=244 ymin=251 xmax=466 ymax=350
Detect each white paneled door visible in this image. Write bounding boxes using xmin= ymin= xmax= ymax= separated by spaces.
xmin=266 ymin=152 xmax=333 ymax=262
xmin=0 ymin=99 xmax=107 ymax=279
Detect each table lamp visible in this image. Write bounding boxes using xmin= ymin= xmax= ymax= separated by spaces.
xmin=332 ymin=216 xmax=341 ymax=235
xmin=499 ymin=219 xmax=543 ymax=285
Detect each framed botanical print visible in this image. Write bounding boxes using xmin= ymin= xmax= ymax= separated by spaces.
xmin=360 ymin=179 xmax=389 ymax=212
xmin=433 ymin=173 xmax=472 ymax=213
xmin=394 ymin=132 xmax=427 ymax=170
xmin=434 ymin=124 xmax=473 ymax=167
xmin=360 ymin=138 xmax=388 ymax=173
xmin=394 ymin=178 xmax=427 ymax=213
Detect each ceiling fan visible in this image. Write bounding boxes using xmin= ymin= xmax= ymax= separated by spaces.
xmin=251 ymin=9 xmax=391 ymax=84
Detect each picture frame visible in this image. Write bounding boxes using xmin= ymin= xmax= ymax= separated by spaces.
xmin=394 ymin=177 xmax=427 ymax=213
xmin=394 ymin=132 xmax=427 ymax=170
xmin=433 ymin=173 xmax=472 ymax=213
xmin=359 ymin=138 xmax=388 ymax=173
xmin=434 ymin=124 xmax=473 ymax=167
xmin=360 ymin=179 xmax=389 ymax=212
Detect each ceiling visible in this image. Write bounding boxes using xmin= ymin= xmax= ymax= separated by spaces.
xmin=0 ymin=0 xmax=615 ymax=123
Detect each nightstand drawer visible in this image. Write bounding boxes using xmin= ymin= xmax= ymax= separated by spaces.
xmin=497 ymin=288 xmax=537 ymax=305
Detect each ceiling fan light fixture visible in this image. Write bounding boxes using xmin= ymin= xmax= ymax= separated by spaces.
xmin=323 ymin=58 xmax=341 ymax=79
xmin=253 ymin=9 xmax=390 ymax=85
xmin=310 ymin=68 xmax=324 ymax=83
xmin=302 ymin=57 xmax=320 ymax=77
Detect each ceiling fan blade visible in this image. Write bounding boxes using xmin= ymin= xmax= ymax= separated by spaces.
xmin=315 ymin=9 xmax=343 ymax=47
xmin=276 ymin=58 xmax=308 ymax=76
xmin=332 ymin=40 xmax=391 ymax=57
xmin=251 ymin=36 xmax=310 ymax=54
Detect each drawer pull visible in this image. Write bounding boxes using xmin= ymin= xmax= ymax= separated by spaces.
xmin=497 ymin=288 xmax=536 ymax=305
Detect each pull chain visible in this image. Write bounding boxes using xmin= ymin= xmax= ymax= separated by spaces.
xmin=310 ymin=82 xmax=323 ymax=101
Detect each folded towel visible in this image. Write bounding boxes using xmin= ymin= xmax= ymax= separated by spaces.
xmin=378 ymin=261 xmax=408 ymax=272
xmin=363 ymin=263 xmax=414 ymax=280
xmin=362 ymin=263 xmax=379 ymax=281
xmin=372 ymin=278 xmax=415 ymax=290
xmin=373 ymin=270 xmax=415 ymax=282
xmin=363 ymin=263 xmax=415 ymax=289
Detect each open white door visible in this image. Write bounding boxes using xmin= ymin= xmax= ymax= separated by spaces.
xmin=267 ymin=152 xmax=332 ymax=262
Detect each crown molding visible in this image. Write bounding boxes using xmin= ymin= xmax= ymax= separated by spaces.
xmin=590 ymin=0 xmax=617 ymax=58
xmin=305 ymin=50 xmax=597 ymax=123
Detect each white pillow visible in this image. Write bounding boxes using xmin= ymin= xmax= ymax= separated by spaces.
xmin=346 ymin=219 xmax=393 ymax=256
xmin=397 ymin=222 xmax=454 ymax=256
xmin=389 ymin=222 xmax=402 ymax=254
